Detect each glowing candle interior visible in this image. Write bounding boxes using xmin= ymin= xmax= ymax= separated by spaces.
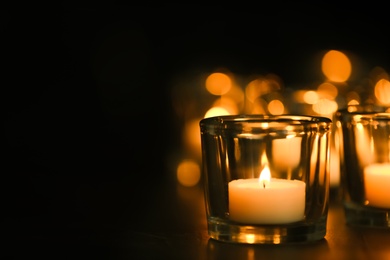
xmin=228 ymin=165 xmax=306 ymax=224
xmin=272 ymin=137 xmax=301 ymax=170
xmin=364 ymin=163 xmax=390 ymax=208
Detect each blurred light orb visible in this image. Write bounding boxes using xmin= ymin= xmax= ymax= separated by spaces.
xmin=322 ymin=50 xmax=351 ymax=82
xmin=251 ymin=98 xmax=267 ymax=114
xmin=268 ymin=99 xmax=284 ymax=115
xmin=312 ymin=99 xmax=338 ymax=115
xmin=317 ymin=82 xmax=338 ymax=99
xmin=204 ymin=106 xmax=230 ymax=118
xmin=374 ymin=78 xmax=390 ymax=104
xmin=224 ymin=85 xmax=245 ymax=109
xmin=347 ymin=99 xmax=360 ymax=106
xmin=303 ymin=90 xmax=319 ymax=104
xmin=212 ymin=97 xmax=239 ymax=115
xmin=292 ymin=90 xmax=307 ymax=103
xmin=245 ymin=76 xmax=282 ymax=103
xmin=245 ymin=78 xmax=269 ymax=102
xmin=346 ymin=91 xmax=361 ymax=105
xmin=205 ymin=72 xmax=232 ymax=95
xmin=177 ymin=160 xmax=201 ymax=187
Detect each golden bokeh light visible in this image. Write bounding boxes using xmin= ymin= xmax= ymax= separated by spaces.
xmin=312 ymin=99 xmax=338 ymax=115
xmin=223 ymin=85 xmax=245 ymax=110
xmin=292 ymin=90 xmax=307 ymax=103
xmin=177 ymin=160 xmax=201 ymax=187
xmin=347 ymin=99 xmax=360 ymax=106
xmin=322 ymin=50 xmax=351 ymax=82
xmin=346 ymin=91 xmax=361 ymax=105
xmin=212 ymin=96 xmax=239 ymax=115
xmin=303 ymin=90 xmax=319 ymax=104
xmin=317 ymin=82 xmax=338 ymax=100
xmin=250 ymin=98 xmax=267 ymax=114
xmin=245 ymin=76 xmax=282 ymax=103
xmin=205 ymin=72 xmax=232 ymax=95
xmin=204 ymin=106 xmax=230 ymax=118
xmin=374 ymin=78 xmax=390 ymax=104
xmin=267 ymin=99 xmax=284 ymax=115
xmin=246 ymin=79 xmax=263 ymax=103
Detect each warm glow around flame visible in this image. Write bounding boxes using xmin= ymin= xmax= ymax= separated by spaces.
xmin=259 ymin=165 xmax=271 ymax=188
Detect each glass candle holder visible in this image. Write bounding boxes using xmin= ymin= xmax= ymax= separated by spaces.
xmin=335 ymin=105 xmax=390 ymax=228
xmin=200 ymin=114 xmax=332 ymax=244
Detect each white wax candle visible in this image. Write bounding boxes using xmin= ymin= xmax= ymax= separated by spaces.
xmin=364 ymin=163 xmax=390 ymax=208
xmin=228 ymin=178 xmax=306 ymax=224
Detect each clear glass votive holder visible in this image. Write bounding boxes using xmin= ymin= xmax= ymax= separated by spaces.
xmin=335 ymin=105 xmax=390 ymax=228
xmin=199 ymin=114 xmax=332 ymax=244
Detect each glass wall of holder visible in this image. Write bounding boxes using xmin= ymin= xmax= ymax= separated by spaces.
xmin=200 ymin=114 xmax=332 ymax=244
xmin=335 ymin=105 xmax=390 ymax=228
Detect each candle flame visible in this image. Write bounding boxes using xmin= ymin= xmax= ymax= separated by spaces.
xmin=259 ymin=165 xmax=271 ymax=188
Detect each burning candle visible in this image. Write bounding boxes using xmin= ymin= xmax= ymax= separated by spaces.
xmin=364 ymin=163 xmax=390 ymax=208
xmin=228 ymin=165 xmax=306 ymax=224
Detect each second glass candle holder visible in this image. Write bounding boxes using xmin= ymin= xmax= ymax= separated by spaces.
xmin=335 ymin=105 xmax=390 ymax=228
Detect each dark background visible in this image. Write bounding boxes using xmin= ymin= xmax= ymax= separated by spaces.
xmin=2 ymin=6 xmax=390 ymax=258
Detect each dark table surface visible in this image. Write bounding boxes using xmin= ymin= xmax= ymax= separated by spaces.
xmin=5 ymin=168 xmax=390 ymax=260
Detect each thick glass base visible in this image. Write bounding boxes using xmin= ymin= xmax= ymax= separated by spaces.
xmin=207 ymin=217 xmax=327 ymax=244
xmin=344 ymin=202 xmax=390 ymax=228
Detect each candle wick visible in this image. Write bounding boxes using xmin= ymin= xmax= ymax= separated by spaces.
xmin=263 ymin=181 xmax=266 ymax=189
